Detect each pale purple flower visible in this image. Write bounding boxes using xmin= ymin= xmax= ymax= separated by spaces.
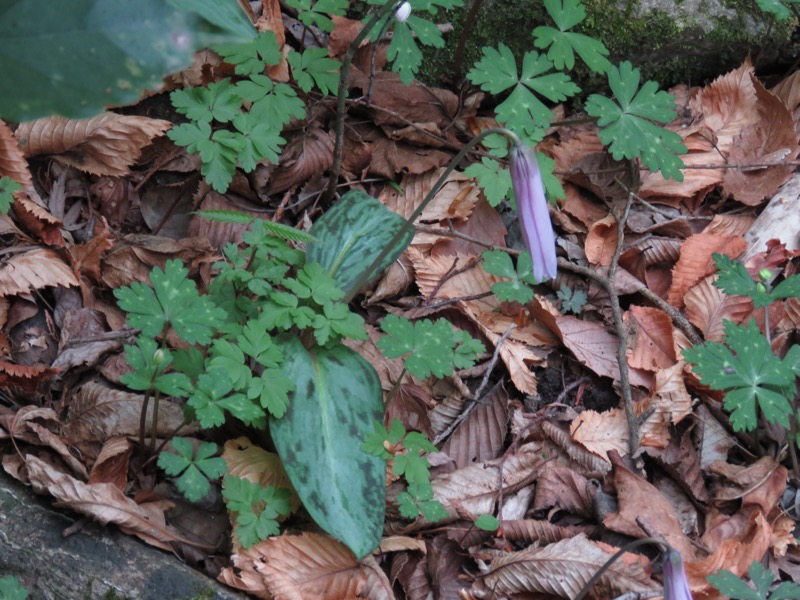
xmin=509 ymin=143 xmax=557 ymax=281
xmin=663 ymin=547 xmax=693 ymax=600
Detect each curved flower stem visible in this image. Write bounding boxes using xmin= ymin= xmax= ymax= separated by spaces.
xmin=323 ymin=0 xmax=407 ymax=204
xmin=573 ymin=537 xmax=670 ymax=600
xmin=343 ymin=127 xmax=519 ymax=303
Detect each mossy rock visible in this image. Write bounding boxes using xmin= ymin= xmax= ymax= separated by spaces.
xmin=378 ymin=0 xmax=796 ymax=91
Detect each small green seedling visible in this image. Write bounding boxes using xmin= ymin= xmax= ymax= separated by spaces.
xmin=158 ymin=439 xmax=227 ymax=503
xmin=222 ymin=476 xmax=292 ymax=548
xmin=708 ymin=560 xmax=800 ymax=600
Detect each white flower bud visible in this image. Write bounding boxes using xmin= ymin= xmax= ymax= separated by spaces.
xmin=395 ymin=2 xmax=412 ymax=22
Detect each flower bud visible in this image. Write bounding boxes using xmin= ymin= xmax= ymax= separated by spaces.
xmin=154 ymin=349 xmax=167 ymax=366
xmin=509 ymin=143 xmax=557 ymax=281
xmin=759 ymin=268 xmax=772 ymax=283
xmin=395 ymin=2 xmax=411 ymax=22
xmin=662 ymin=548 xmax=693 ymax=600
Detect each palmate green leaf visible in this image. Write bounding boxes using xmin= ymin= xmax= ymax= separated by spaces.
xmin=232 ymin=113 xmax=285 ymax=170
xmin=467 ymin=44 xmax=579 ymax=135
xmin=377 ymin=315 xmax=484 ymax=378
xmin=222 ymin=476 xmax=292 ymax=548
xmin=312 ymin=301 xmax=367 ymax=346
xmin=464 ymin=158 xmax=512 ymax=206
xmin=482 ymin=250 xmax=536 ymax=304
xmin=285 ymin=0 xmax=348 ymax=33
xmin=114 ymin=259 xmax=226 ymax=344
xmin=288 ymin=48 xmax=340 ymax=95
xmin=237 ymin=75 xmax=306 ymax=127
xmin=532 ymin=0 xmax=611 ymax=73
xmin=214 ymin=30 xmax=282 ymax=75
xmin=682 ymin=319 xmax=794 ymax=431
xmin=249 ymin=368 xmax=294 ymax=418
xmin=171 ymin=79 xmax=241 ymax=123
xmin=158 ymin=438 xmax=226 ymax=502
xmin=169 ymin=121 xmax=240 ymax=193
xmin=361 ymin=422 xmax=392 ymax=460
xmin=271 ymin=337 xmax=385 ymax=558
xmin=120 ymin=336 xmax=192 ymax=397
xmin=585 ymin=61 xmax=686 ymax=181
xmin=707 ymin=570 xmax=764 ymax=600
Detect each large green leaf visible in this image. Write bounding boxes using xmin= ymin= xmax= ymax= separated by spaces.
xmin=0 ymin=0 xmax=255 ymax=121
xmin=270 ymin=337 xmax=385 ymax=558
xmin=306 ymin=190 xmax=413 ymax=298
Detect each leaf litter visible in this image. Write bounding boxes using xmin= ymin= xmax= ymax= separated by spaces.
xmin=0 ymin=4 xmax=800 ymax=600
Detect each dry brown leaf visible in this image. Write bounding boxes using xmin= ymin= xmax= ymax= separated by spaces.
xmin=219 ymin=532 xmax=393 ymax=600
xmin=0 ymin=120 xmax=32 ymax=186
xmin=667 ymin=233 xmax=747 ymax=309
xmin=686 ymin=509 xmax=772 ymax=590
xmin=89 ymin=437 xmax=132 ymax=490
xmin=15 ymin=113 xmax=171 ymax=176
xmin=541 ymin=420 xmax=611 ymax=474
xmin=441 ymin=383 xmax=508 ymax=468
xmin=268 ymin=128 xmax=334 ymax=194
xmin=645 ymin=427 xmax=708 ymax=503
xmin=603 ymin=454 xmax=693 ymax=558
xmin=570 ymin=408 xmax=629 ymax=462
xmin=63 ymin=381 xmax=197 ymax=458
xmin=685 ymin=275 xmax=753 ymax=341
xmin=555 ymin=315 xmax=652 ymax=388
xmin=533 ymin=466 xmax=593 ymax=516
xmin=0 ymin=248 xmax=78 ymax=296
xmin=392 ymin=168 xmax=480 ymax=224
xmin=722 ymin=72 xmax=799 ymax=206
xmin=499 ymin=519 xmax=592 ymax=545
xmin=560 ymin=183 xmax=608 ymax=231
xmin=584 ymin=214 xmax=618 ymax=266
xmin=469 ymin=534 xmax=658 ymax=599
xmin=695 ymin=404 xmax=736 ymax=469
xmin=638 ymin=361 xmax=693 ymax=448
xmin=25 ymin=454 xmax=186 ymax=551
xmin=624 ymin=305 xmax=676 ymax=371
xmin=389 ymin=552 xmax=430 ymax=600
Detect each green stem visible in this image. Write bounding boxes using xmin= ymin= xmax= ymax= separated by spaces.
xmin=323 ymin=0 xmax=407 ymax=204
xmin=573 ymin=537 xmax=670 ymax=600
xmin=343 ymin=127 xmax=520 ymax=303
xmin=139 ymin=390 xmax=151 ymax=450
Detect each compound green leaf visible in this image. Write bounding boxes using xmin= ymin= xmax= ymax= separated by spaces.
xmin=0 ymin=0 xmax=254 ymax=121
xmin=270 ymin=337 xmax=385 ymax=558
xmin=306 ymin=190 xmax=414 ymax=298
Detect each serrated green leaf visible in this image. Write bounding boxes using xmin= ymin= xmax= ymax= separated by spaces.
xmin=222 ymin=476 xmax=291 ymax=548
xmin=171 ymin=78 xmax=241 ymax=123
xmin=467 ymin=44 xmax=579 ymax=134
xmin=464 ymin=158 xmax=512 ymax=206
xmin=238 ymin=76 xmax=307 ymax=126
xmin=361 ymin=422 xmax=392 ymax=459
xmin=232 ymin=113 xmax=285 ymax=170
xmin=0 ymin=176 xmax=19 ymax=214
xmin=707 ymin=570 xmax=764 ymax=600
xmin=214 ymin=30 xmax=282 ymax=75
xmin=532 ymin=0 xmax=611 ymax=73
xmin=483 ymin=250 xmax=535 ymax=304
xmin=158 ymin=439 xmax=225 ymax=503
xmin=683 ymin=319 xmax=794 ymax=431
xmin=285 ymin=0 xmax=348 ymax=32
xmin=288 ymin=48 xmax=341 ymax=95
xmin=114 ymin=259 xmax=226 ymax=344
xmin=306 ymin=190 xmax=414 ymax=298
xmin=270 ymin=337 xmax=385 ymax=558
xmin=712 ymin=253 xmax=771 ymax=307
xmin=585 ymin=61 xmax=686 ymax=181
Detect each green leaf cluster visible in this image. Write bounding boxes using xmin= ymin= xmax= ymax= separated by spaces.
xmin=377 ymin=315 xmax=484 ymax=379
xmin=713 ymin=253 xmax=800 ymax=309
xmin=557 ymin=283 xmax=587 ymax=314
xmin=158 ymin=439 xmax=227 ymax=503
xmin=366 ymin=0 xmax=465 ymax=84
xmin=532 ymin=0 xmax=611 ymax=73
xmin=362 ymin=419 xmax=448 ymax=522
xmin=286 ymin=0 xmax=348 ymax=32
xmin=222 ymin=476 xmax=292 ymax=548
xmin=708 ymin=561 xmax=800 ymax=600
xmin=754 ymin=0 xmax=799 ymax=21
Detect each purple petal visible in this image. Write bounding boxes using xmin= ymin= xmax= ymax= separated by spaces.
xmin=663 ymin=548 xmax=693 ymax=600
xmin=509 ymin=144 xmax=557 ymax=281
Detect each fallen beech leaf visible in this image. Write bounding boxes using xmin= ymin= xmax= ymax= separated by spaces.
xmin=219 ymin=531 xmax=393 ymax=600
xmin=25 ymin=454 xmax=185 ymax=551
xmin=441 ymin=383 xmax=508 ymax=468
xmin=15 ymin=113 xmax=171 ymax=176
xmin=533 ymin=466 xmax=593 ymax=516
xmin=0 ymin=248 xmax=78 ymax=296
xmin=584 ymin=214 xmax=618 ymax=266
xmin=470 ymin=533 xmax=658 ymax=598
xmin=667 ymin=233 xmax=747 ymax=309
xmin=685 ymin=275 xmax=753 ymax=341
xmin=0 ymin=120 xmax=31 ymax=186
xmin=571 ymin=408 xmax=629 ymax=462
xmin=624 ymin=305 xmax=676 ymax=371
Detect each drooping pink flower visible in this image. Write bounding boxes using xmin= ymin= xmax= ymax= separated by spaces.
xmin=663 ymin=547 xmax=693 ymax=600
xmin=509 ymin=143 xmax=557 ymax=281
